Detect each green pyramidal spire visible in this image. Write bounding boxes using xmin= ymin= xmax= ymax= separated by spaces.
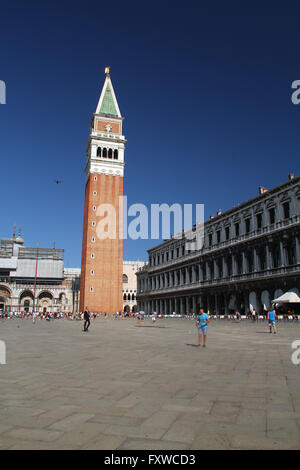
xmin=95 ymin=68 xmax=122 ymax=117
xmin=99 ymin=83 xmax=118 ymax=116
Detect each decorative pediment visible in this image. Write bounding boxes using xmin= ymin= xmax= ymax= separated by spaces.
xmin=254 ymin=203 xmax=263 ymax=214
xmin=242 ymin=209 xmax=251 ymax=219
xmin=222 ymin=218 xmax=231 ymax=227
xmin=266 ymin=198 xmax=276 ymax=209
xmin=279 ymin=191 xmax=291 ymax=203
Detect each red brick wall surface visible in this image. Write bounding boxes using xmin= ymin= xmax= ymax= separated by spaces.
xmin=80 ymin=174 xmax=123 ymax=313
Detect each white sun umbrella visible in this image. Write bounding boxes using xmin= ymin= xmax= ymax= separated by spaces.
xmin=272 ymin=291 xmax=300 ymax=304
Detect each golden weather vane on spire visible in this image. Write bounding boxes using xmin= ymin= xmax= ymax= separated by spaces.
xmin=105 ymin=66 xmax=110 ymax=75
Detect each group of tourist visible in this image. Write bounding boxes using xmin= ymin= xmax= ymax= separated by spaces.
xmin=0 ymin=311 xmax=67 ymax=320
xmin=1 ymin=304 xmax=290 ymax=349
xmin=195 ymin=305 xmax=280 ymax=347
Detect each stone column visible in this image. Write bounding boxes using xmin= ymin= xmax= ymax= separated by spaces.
xmin=223 ymin=257 xmax=228 ymax=277
xmin=232 ymin=254 xmax=238 ymax=276
xmin=253 ymin=247 xmax=259 ymax=272
xmin=214 ymin=294 xmax=218 ymax=314
xmin=243 ymin=291 xmax=249 ymax=315
xmin=207 ymin=295 xmax=211 ymax=313
xmin=280 ymin=240 xmax=286 ymax=267
xmin=206 ymin=261 xmax=211 ymax=280
xmin=224 ymin=294 xmax=230 ymax=314
xmin=185 ymin=267 xmax=190 ymax=284
xmin=266 ymin=244 xmax=272 ymax=270
xmin=295 ymin=235 xmax=300 ymax=265
xmin=198 ymin=263 xmax=203 ymax=282
xmin=185 ymin=297 xmax=189 ymax=314
xmin=180 ymin=297 xmax=184 ymax=314
xmin=192 ymin=296 xmax=196 ymax=315
xmin=214 ymin=259 xmax=218 ymax=279
xmin=242 ymin=251 xmax=247 ymax=273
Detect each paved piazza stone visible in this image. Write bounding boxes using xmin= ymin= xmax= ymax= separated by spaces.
xmin=0 ymin=317 xmax=300 ymax=449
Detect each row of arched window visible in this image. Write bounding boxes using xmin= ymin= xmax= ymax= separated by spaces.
xmin=123 ymin=293 xmax=135 ymax=301
xmin=97 ymin=147 xmax=118 ymax=159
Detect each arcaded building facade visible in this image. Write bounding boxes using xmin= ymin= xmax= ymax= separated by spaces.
xmin=123 ymin=261 xmax=147 ymax=312
xmin=0 ymin=232 xmax=142 ymax=315
xmin=0 ymin=235 xmax=80 ymax=313
xmin=137 ymin=175 xmax=300 ymax=315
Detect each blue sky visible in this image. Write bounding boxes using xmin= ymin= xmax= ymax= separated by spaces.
xmin=1 ymin=1 xmax=300 ymax=267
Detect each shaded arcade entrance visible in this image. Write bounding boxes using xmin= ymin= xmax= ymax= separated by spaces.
xmin=0 ymin=286 xmax=11 ymax=312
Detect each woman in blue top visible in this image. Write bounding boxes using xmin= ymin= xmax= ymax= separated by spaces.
xmin=197 ymin=308 xmax=210 ymax=347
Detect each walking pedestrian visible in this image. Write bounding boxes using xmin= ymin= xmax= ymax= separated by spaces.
xmin=83 ymin=307 xmax=91 ymax=332
xmin=267 ymin=307 xmax=277 ymax=334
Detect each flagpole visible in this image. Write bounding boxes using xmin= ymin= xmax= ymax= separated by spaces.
xmin=33 ymin=242 xmax=39 ymax=312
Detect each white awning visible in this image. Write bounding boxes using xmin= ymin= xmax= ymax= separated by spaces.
xmin=272 ymin=291 xmax=300 ymax=304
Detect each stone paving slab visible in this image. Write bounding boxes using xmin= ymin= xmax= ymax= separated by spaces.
xmin=0 ymin=317 xmax=300 ymax=449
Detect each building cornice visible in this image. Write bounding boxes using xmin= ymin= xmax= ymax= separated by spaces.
xmin=147 ymin=176 xmax=300 ymax=255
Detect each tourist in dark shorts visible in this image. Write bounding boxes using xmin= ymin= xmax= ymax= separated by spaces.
xmin=83 ymin=308 xmax=91 ymax=332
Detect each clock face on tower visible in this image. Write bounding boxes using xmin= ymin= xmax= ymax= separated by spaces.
xmin=104 ymin=123 xmax=112 ymax=132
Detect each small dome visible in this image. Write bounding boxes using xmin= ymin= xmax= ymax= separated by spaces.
xmin=15 ymin=235 xmax=24 ymax=245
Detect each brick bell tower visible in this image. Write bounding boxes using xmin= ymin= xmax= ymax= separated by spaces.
xmin=80 ymin=68 xmax=125 ymax=313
